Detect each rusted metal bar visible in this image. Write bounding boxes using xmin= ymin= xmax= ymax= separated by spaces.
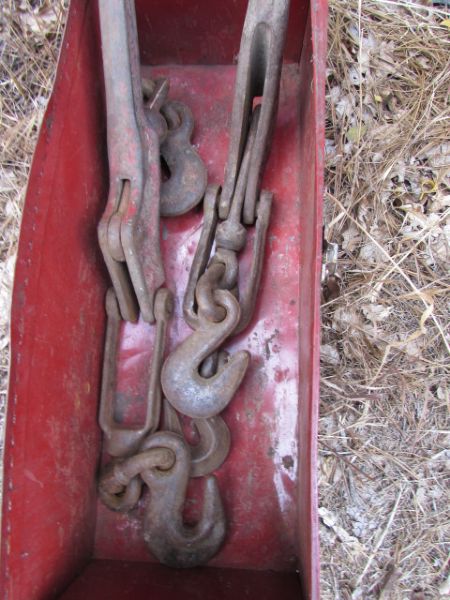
xmin=235 ymin=190 xmax=272 ymax=334
xmin=183 ymin=185 xmax=219 ymax=330
xmin=215 ymin=105 xmax=260 ymax=251
xmin=99 ymin=287 xmax=173 ymax=457
xmin=219 ymin=0 xmax=290 ymax=224
xmin=98 ymin=0 xmax=166 ymax=323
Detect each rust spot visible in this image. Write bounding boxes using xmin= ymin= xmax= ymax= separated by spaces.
xmin=282 ymin=455 xmax=294 ymax=470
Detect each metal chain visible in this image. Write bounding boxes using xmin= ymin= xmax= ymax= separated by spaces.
xmin=96 ymin=0 xmax=290 ymax=570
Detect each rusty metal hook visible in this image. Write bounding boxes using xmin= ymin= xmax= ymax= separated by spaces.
xmin=219 ymin=0 xmax=290 ymax=224
xmin=99 ymin=287 xmax=173 ymax=457
xmin=162 ymin=290 xmax=249 ymax=418
xmin=183 ymin=186 xmax=240 ymax=330
xmin=183 ymin=108 xmax=270 ymax=336
xmin=140 ymin=431 xmax=226 ymax=568
xmin=162 ymin=398 xmax=231 ymax=477
xmin=215 ymin=107 xmax=272 ymax=333
xmin=159 ymin=100 xmax=207 ymax=217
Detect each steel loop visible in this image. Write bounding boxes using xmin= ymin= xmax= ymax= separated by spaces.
xmin=98 ymin=446 xmax=175 ymax=512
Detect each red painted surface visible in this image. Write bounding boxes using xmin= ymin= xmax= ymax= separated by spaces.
xmin=60 ymin=560 xmax=301 ymax=599
xmin=134 ymin=0 xmax=308 ymax=65
xmin=0 ymin=0 xmax=327 ymax=598
xmin=297 ymin=6 xmax=328 ymax=598
xmin=1 ymin=2 xmax=108 ymax=599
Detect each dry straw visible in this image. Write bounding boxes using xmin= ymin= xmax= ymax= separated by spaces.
xmin=321 ymin=0 xmax=449 ymax=598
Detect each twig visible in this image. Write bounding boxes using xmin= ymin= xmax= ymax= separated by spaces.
xmin=352 ymin=488 xmax=404 ymax=594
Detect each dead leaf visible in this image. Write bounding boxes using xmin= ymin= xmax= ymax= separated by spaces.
xmin=346 ymin=125 xmax=367 ymax=143
xmin=362 ymin=303 xmax=392 ymax=324
xmin=321 ymin=344 xmax=340 ymax=365
xmin=341 ymin=224 xmax=361 ymax=252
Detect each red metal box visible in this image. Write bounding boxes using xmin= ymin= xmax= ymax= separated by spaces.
xmin=1 ymin=0 xmax=327 ymax=598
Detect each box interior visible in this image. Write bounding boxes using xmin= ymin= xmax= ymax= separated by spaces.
xmin=1 ymin=1 xmax=324 ymax=598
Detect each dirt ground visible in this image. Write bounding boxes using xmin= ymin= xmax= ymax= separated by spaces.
xmin=0 ymin=1 xmax=449 ymax=598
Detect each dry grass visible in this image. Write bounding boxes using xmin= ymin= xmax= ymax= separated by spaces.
xmin=0 ymin=1 xmax=448 ymax=598
xmin=320 ymin=1 xmax=450 ymax=598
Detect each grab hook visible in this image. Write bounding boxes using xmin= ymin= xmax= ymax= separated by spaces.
xmin=159 ymin=100 xmax=207 ymax=217
xmin=161 ymin=290 xmax=249 ymax=418
xmin=141 ymin=431 xmax=226 ymax=568
xmin=162 ymin=398 xmax=231 ymax=477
